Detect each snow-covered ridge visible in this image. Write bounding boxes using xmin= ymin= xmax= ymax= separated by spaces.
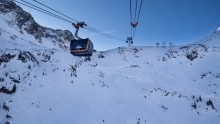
xmin=213 ymin=27 xmax=220 ymax=35
xmin=195 ymin=27 xmax=220 ymax=47
xmin=0 ymin=0 xmax=74 ymax=49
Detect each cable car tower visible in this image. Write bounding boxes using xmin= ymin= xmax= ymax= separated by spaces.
xmin=126 ymin=37 xmax=133 ymax=47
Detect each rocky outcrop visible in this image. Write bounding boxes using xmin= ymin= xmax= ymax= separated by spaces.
xmin=0 ymin=53 xmax=16 ymax=65
xmin=0 ymin=84 xmax=16 ymax=95
xmin=17 ymin=51 xmax=39 ymax=65
xmin=0 ymin=0 xmax=74 ymax=48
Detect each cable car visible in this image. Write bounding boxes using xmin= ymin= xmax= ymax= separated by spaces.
xmin=70 ymin=38 xmax=93 ymax=56
xmin=70 ymin=22 xmax=93 ymax=56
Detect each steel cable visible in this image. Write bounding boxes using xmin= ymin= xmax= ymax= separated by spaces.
xmin=32 ymin=0 xmax=125 ymax=41
xmin=13 ymin=0 xmax=125 ymax=41
xmin=14 ymin=0 xmax=72 ymax=23
xmin=33 ymin=0 xmax=78 ymax=23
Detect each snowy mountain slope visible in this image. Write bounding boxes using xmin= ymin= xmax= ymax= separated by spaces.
xmin=1 ymin=1 xmax=220 ymax=124
xmin=195 ymin=27 xmax=220 ymax=47
xmin=0 ymin=35 xmax=220 ymax=124
xmin=0 ymin=0 xmax=74 ymax=49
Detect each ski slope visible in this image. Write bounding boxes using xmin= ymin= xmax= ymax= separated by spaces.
xmin=1 ymin=27 xmax=220 ymax=123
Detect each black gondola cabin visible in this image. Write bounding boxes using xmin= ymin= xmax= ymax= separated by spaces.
xmin=70 ymin=38 xmax=93 ymax=56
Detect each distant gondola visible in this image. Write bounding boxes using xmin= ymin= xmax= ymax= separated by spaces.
xmin=70 ymin=22 xmax=93 ymax=56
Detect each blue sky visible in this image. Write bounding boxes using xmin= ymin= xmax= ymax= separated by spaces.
xmin=17 ymin=0 xmax=220 ymax=51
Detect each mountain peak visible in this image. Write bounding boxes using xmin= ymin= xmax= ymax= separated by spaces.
xmin=0 ymin=0 xmax=74 ymax=49
xmin=212 ymin=27 xmax=220 ymax=34
xmin=195 ymin=27 xmax=220 ymax=47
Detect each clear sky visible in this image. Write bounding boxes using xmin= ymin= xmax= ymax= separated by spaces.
xmin=17 ymin=0 xmax=220 ymax=51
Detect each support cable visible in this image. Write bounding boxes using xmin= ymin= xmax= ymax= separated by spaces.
xmin=134 ymin=0 xmax=138 ymax=23
xmin=14 ymin=0 xmax=72 ymax=23
xmin=14 ymin=0 xmax=125 ymax=41
xmin=32 ymin=0 xmax=124 ymax=41
xmin=33 ymin=0 xmax=78 ymax=23
xmin=129 ymin=0 xmax=143 ymax=38
xmin=137 ymin=0 xmax=143 ymax=23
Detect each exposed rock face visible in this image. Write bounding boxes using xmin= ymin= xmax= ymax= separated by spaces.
xmin=0 ymin=53 xmax=16 ymax=65
xmin=17 ymin=51 xmax=39 ymax=65
xmin=0 ymin=0 xmax=74 ymax=49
